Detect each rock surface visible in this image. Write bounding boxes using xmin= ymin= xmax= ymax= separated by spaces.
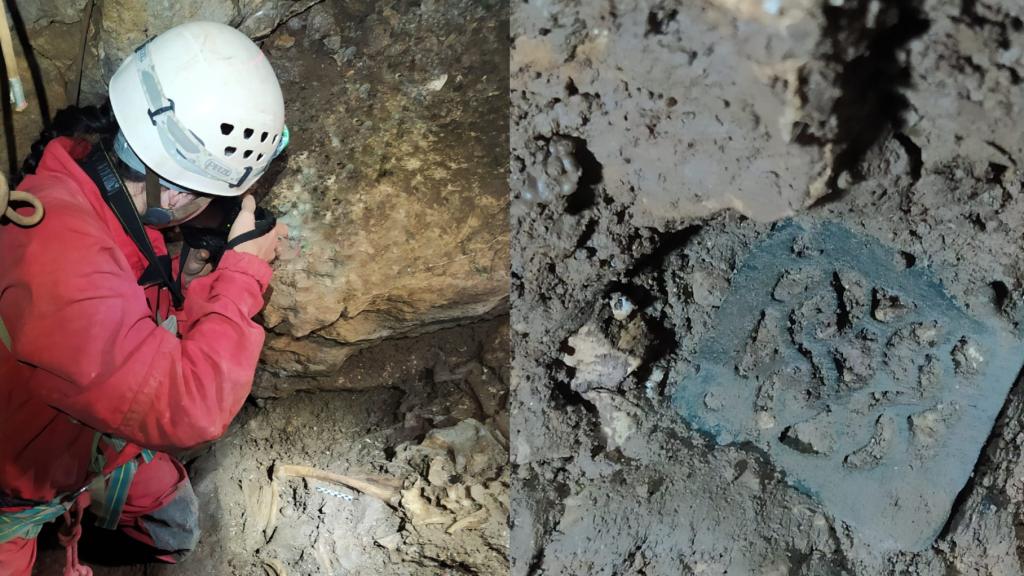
xmin=257 ymin=0 xmax=508 ymax=372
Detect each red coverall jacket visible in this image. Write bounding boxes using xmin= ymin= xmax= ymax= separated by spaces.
xmin=0 ymin=137 xmax=271 ymax=504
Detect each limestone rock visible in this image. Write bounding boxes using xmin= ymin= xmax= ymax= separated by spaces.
xmin=97 ymin=0 xmax=241 ymax=80
xmin=15 ymin=0 xmax=90 ymax=26
xmin=254 ymin=1 xmax=509 ymax=373
xmin=259 ymin=333 xmax=362 ymax=376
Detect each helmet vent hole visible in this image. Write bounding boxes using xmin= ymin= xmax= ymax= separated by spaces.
xmin=225 ymin=146 xmax=237 ymax=156
xmin=273 ymin=134 xmax=278 ymax=143
xmin=257 ymin=153 xmax=264 ymax=161
xmin=260 ymin=132 xmax=269 ymax=142
xmin=220 ymin=123 xmax=234 ymax=135
xmin=243 ymin=150 xmax=254 ymax=159
xmin=243 ymin=128 xmax=254 ymax=139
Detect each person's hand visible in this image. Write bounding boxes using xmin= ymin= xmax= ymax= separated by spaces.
xmin=181 ymin=247 xmax=213 ymax=287
xmin=229 ymin=194 xmax=288 ymax=263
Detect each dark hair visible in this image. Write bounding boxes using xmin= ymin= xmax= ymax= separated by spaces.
xmin=20 ymin=101 xmax=119 ymax=180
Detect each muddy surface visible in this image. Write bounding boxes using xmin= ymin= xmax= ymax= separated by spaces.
xmin=35 ymin=318 xmax=510 ymax=575
xmin=512 ymin=0 xmax=1024 ymax=574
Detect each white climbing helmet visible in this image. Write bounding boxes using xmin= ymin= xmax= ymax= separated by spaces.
xmin=108 ymin=21 xmax=286 ymax=196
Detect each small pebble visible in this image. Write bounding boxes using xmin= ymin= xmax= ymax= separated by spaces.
xmin=273 ymin=33 xmax=296 ymax=48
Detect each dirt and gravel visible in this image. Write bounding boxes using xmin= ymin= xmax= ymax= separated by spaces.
xmin=35 ymin=318 xmax=510 ymax=575
xmin=511 ymin=0 xmax=1024 ymax=574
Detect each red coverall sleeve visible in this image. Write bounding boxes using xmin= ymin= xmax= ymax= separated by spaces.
xmin=2 ymin=211 xmax=272 ymax=451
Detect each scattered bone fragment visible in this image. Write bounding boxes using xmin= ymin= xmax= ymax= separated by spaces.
xmin=833 ymin=333 xmax=877 ymax=390
xmin=428 ymin=456 xmax=454 ymax=486
xmin=265 ymin=478 xmax=280 ymax=541
xmin=447 ymin=508 xmax=490 ymax=534
xmin=583 ymin=390 xmax=641 ymax=451
xmin=911 ymin=321 xmax=941 ymax=346
xmin=918 ymin=354 xmax=943 ymax=391
xmin=272 ymin=464 xmax=402 ymax=507
xmin=421 ymin=418 xmax=506 ymax=478
xmin=704 ymin=390 xmax=725 ymax=411
xmin=772 ymin=267 xmax=819 ymax=302
xmin=737 ymin=310 xmax=784 ymax=376
xmin=616 ymin=315 xmax=652 ymax=359
xmin=833 ymin=269 xmax=869 ymax=326
xmin=375 ymin=532 xmax=403 ymax=550
xmin=521 ymin=136 xmax=582 ymax=204
xmin=562 ymin=323 xmax=641 ymax=390
xmin=908 ymin=403 xmax=959 ymax=451
xmin=401 ymin=479 xmax=455 ymax=526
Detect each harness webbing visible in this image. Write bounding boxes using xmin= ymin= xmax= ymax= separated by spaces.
xmin=92 ymin=436 xmax=155 ymax=530
xmin=0 ymin=434 xmax=157 ymax=543
xmin=80 ymin=144 xmax=184 ymax=308
xmin=0 ymin=499 xmax=66 ymax=542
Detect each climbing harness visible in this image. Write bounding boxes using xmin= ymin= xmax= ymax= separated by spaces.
xmin=87 ymin=435 xmax=157 ymax=530
xmin=0 ymin=432 xmax=156 ymax=575
xmin=0 ymin=434 xmax=156 ymax=543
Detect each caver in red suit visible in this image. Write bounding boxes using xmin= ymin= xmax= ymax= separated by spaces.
xmin=0 ymin=136 xmax=271 ymax=574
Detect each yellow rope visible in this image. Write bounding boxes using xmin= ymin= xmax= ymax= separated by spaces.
xmin=0 ymin=171 xmax=43 ymax=227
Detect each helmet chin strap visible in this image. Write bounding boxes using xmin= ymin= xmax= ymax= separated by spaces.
xmin=142 ymin=167 xmax=171 ymax=225
xmin=141 ymin=167 xmax=207 ymax=226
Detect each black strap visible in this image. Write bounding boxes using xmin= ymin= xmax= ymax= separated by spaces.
xmin=80 ymin=144 xmax=184 ymax=308
xmin=145 ymin=166 xmax=161 ymax=211
xmin=225 ymin=206 xmax=277 ymax=251
xmin=226 ymin=228 xmax=267 ymax=250
xmin=175 ymin=243 xmax=189 ymax=296
xmin=138 ymin=254 xmax=174 ymax=287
